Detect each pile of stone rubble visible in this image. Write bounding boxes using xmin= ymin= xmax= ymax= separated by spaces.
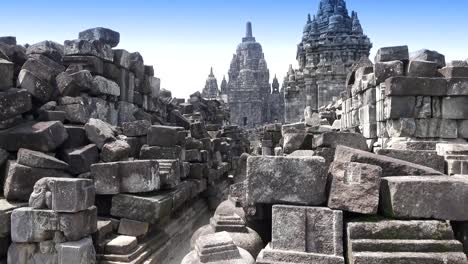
xmin=186 ymin=89 xmax=468 ymax=263
xmin=0 ymin=27 xmax=250 ymax=263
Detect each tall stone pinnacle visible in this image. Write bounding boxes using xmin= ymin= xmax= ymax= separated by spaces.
xmin=242 ymin=21 xmax=256 ymax=42
xmin=209 ymin=67 xmax=214 ymax=77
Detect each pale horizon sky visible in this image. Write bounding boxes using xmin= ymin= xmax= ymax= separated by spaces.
xmin=1 ymin=0 xmax=467 ymax=98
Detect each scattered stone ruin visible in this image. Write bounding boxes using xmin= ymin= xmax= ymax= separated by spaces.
xmin=2 ymin=3 xmax=468 ymax=264
xmin=0 ymin=27 xmax=250 ymax=263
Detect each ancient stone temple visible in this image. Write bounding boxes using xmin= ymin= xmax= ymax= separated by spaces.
xmin=201 ymin=67 xmax=220 ymax=100
xmin=284 ymin=0 xmax=372 ymax=123
xmin=269 ymin=75 xmax=285 ymax=123
xmin=225 ymin=22 xmax=272 ymax=128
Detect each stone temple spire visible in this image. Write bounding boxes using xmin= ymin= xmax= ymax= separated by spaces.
xmin=272 ymin=75 xmax=280 ymax=93
xmin=220 ymin=75 xmax=228 ymax=94
xmin=202 ymin=67 xmax=219 ymax=99
xmin=352 ymin=11 xmax=363 ymax=34
xmin=209 ymin=67 xmax=214 ymax=77
xmin=242 ymin=21 xmax=256 ymax=42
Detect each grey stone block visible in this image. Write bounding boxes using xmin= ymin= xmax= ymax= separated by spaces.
xmin=90 ymin=162 xmax=120 ymax=194
xmin=79 ymin=27 xmax=120 ymax=48
xmin=110 ymin=192 xmax=172 ymax=223
xmin=407 ymin=60 xmax=439 ymax=77
xmin=122 ymin=120 xmax=151 ymax=137
xmin=57 ymin=237 xmax=96 ymax=264
xmin=62 ymin=144 xmax=99 ymax=175
xmin=118 ymin=218 xmax=149 ymax=237
xmin=84 ymin=118 xmax=116 ymax=149
xmin=90 ymin=75 xmax=120 ymax=96
xmin=374 ymin=60 xmax=404 ymax=84
xmin=62 ymin=55 xmax=104 ymax=75
xmin=385 ymin=77 xmax=447 ymax=96
xmin=0 ymin=89 xmax=31 ymax=121
xmin=3 ymin=161 xmax=71 ymax=202
xmin=312 ymin=132 xmax=368 ymax=150
xmin=376 ymin=149 xmax=444 ymax=172
xmin=147 ymin=125 xmax=184 ymax=147
xmin=327 ymin=162 xmax=382 ymax=214
xmin=447 ymin=78 xmax=468 ymax=96
xmin=442 ymin=97 xmax=468 ymax=119
xmin=0 ymin=121 xmax=68 ymax=152
xmin=26 ymin=40 xmax=64 ymax=63
xmin=139 ymin=144 xmax=183 ymax=160
xmin=246 ymin=156 xmax=327 ymax=205
xmin=381 ymin=176 xmax=468 ymax=220
xmin=29 ymin=177 xmax=95 ymax=213
xmin=375 ymin=46 xmax=409 ymax=63
xmin=439 ymin=66 xmax=468 ymax=78
xmin=410 ymin=49 xmax=446 ymax=68
xmin=64 ymin=39 xmax=113 ymax=62
xmin=334 ymin=145 xmax=443 ymax=177
xmin=100 ymin=140 xmax=130 ymax=162
xmin=17 ymin=148 xmax=68 ymax=170
xmin=119 ymin=160 xmax=160 ymax=193
xmin=0 ymin=59 xmax=13 ymax=90
xmin=105 ymin=235 xmax=137 ymax=255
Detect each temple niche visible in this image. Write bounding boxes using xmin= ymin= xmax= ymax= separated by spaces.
xmin=284 ymin=0 xmax=372 ymax=123
xmin=221 ymin=22 xmax=284 ymax=128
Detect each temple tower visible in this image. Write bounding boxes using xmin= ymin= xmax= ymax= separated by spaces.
xmin=226 ymin=22 xmax=272 ymax=128
xmin=284 ymin=0 xmax=372 ymax=123
xmin=202 ymin=67 xmax=220 ymax=100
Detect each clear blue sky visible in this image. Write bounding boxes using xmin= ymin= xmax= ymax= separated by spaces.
xmin=1 ymin=0 xmax=467 ymax=98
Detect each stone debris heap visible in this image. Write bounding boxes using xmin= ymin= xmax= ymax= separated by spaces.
xmin=0 ymin=27 xmax=250 ymax=264
xmin=188 ymin=108 xmax=468 ymax=263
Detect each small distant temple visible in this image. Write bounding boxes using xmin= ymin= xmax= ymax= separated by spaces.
xmin=219 ymin=22 xmax=284 ymax=128
xmin=284 ymin=0 xmax=372 ymax=123
xmin=201 ymin=67 xmax=220 ymax=100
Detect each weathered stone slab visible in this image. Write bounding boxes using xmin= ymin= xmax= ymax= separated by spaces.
xmin=381 ymin=176 xmax=468 ymax=220
xmin=26 ymin=40 xmax=64 ymax=63
xmin=0 ymin=199 xmax=27 ymax=237
xmin=17 ymin=148 xmax=68 ymax=170
xmin=347 ymin=220 xmax=468 ymax=264
xmin=100 ymin=140 xmax=130 ymax=162
xmin=79 ymin=27 xmax=120 ymax=48
xmin=0 ymin=89 xmax=31 ymax=122
xmin=282 ymin=122 xmax=306 ymax=154
xmin=157 ymin=159 xmax=180 ymax=189
xmin=118 ymin=218 xmax=149 ymax=237
xmin=447 ymin=78 xmax=468 ymax=96
xmin=139 ymin=145 xmax=183 ymax=160
xmin=119 ymin=160 xmax=160 ymax=193
xmin=61 ymin=125 xmax=89 ymax=149
xmin=415 ymin=118 xmax=457 ymax=138
xmin=3 ymin=161 xmax=71 ymax=201
xmin=439 ymin=66 xmax=468 ymax=78
xmin=410 ymin=49 xmax=446 ymax=68
xmin=62 ymin=55 xmax=104 ymax=75
xmin=407 ymin=60 xmax=439 ymax=77
xmin=57 ymin=237 xmax=96 ymax=264
xmin=84 ymin=118 xmax=116 ymax=149
xmin=64 ymin=39 xmax=113 ymax=61
xmin=375 ymin=46 xmax=409 ymax=63
xmin=374 ymin=60 xmax=404 ymax=84
xmin=29 ymin=177 xmax=95 ymax=213
xmin=90 ymin=162 xmax=120 ymax=194
xmin=246 ymin=156 xmax=327 ymax=205
xmin=22 ymin=54 xmax=64 ymax=83
xmin=91 ymin=75 xmax=120 ymax=96
xmin=312 ymin=132 xmax=368 ymax=150
xmin=122 ymin=120 xmax=151 ymax=137
xmin=105 ymin=235 xmax=137 ymax=255
xmin=17 ymin=69 xmax=54 ymax=103
xmin=385 ymin=77 xmax=447 ymax=96
xmin=62 ymin=144 xmax=99 ymax=175
xmin=376 ymin=149 xmax=444 ymax=172
xmin=327 ymin=162 xmax=382 ymax=214
xmin=0 ymin=121 xmax=67 ymax=152
xmin=147 ymin=125 xmax=184 ymax=147
xmin=334 ymin=145 xmax=443 ymax=176
xmin=0 ymin=59 xmax=13 ymax=90
xmin=110 ymin=192 xmax=172 ymax=223
xmin=11 ymin=206 xmax=97 ymax=242
xmin=257 ymin=205 xmax=344 ymax=264
xmin=442 ymin=97 xmax=468 ymax=119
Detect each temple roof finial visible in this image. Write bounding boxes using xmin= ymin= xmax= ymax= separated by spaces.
xmin=246 ymin=22 xmax=253 ymax=38
xmin=209 ymin=67 xmax=214 ymax=77
xmin=307 ymin=14 xmax=312 ymax=23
